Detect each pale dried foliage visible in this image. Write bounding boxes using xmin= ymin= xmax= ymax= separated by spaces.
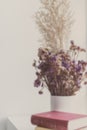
xmin=35 ymin=0 xmax=73 ymax=52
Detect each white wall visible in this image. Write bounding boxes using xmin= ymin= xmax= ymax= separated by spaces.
xmin=70 ymin=0 xmax=86 ymax=59
xmin=0 ymin=0 xmax=50 ymax=130
xmin=0 ymin=0 xmax=86 ymax=130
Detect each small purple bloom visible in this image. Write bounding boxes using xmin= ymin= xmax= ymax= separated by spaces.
xmin=72 ymin=60 xmax=75 ymax=64
xmin=62 ymin=61 xmax=69 ymax=69
xmin=57 ymin=75 xmax=61 ymax=80
xmin=38 ymin=62 xmax=44 ymax=69
xmin=76 ymin=65 xmax=81 ymax=72
xmin=34 ymin=79 xmax=41 ymax=87
xmin=50 ymin=55 xmax=56 ymax=61
xmin=49 ymin=68 xmax=54 ymax=73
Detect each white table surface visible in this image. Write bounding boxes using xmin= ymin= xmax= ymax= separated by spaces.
xmin=7 ymin=114 xmax=35 ymax=130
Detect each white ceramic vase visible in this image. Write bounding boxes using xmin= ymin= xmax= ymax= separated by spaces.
xmin=51 ymin=95 xmax=86 ymax=114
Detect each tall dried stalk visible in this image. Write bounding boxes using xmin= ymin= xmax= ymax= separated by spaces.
xmin=35 ymin=0 xmax=73 ymax=52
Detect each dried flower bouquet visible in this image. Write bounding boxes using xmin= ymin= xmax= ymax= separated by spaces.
xmin=33 ymin=0 xmax=87 ymax=96
xmin=33 ymin=41 xmax=87 ymax=96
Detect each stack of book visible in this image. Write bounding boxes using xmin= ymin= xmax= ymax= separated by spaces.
xmin=31 ymin=111 xmax=87 ymax=130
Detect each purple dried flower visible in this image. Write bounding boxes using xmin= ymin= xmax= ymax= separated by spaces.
xmin=38 ymin=62 xmax=44 ymax=69
xmin=70 ymin=40 xmax=74 ymax=45
xmin=84 ymin=72 xmax=87 ymax=78
xmin=38 ymin=48 xmax=49 ymax=60
xmin=50 ymin=55 xmax=57 ymax=61
xmin=34 ymin=79 xmax=41 ymax=87
xmin=76 ymin=80 xmax=81 ymax=86
xmin=38 ymin=62 xmax=49 ymax=72
xmin=84 ymin=81 xmax=87 ymax=85
xmin=76 ymin=65 xmax=81 ymax=72
xmin=62 ymin=61 xmax=69 ymax=69
xmin=38 ymin=90 xmax=43 ymax=94
xmin=57 ymin=75 xmax=61 ymax=80
xmin=72 ymin=60 xmax=75 ymax=64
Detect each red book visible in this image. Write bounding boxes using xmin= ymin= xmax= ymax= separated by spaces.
xmin=31 ymin=111 xmax=87 ymax=130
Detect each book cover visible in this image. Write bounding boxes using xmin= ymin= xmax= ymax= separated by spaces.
xmin=31 ymin=111 xmax=87 ymax=130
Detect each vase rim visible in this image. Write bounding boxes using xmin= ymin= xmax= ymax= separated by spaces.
xmin=51 ymin=95 xmax=76 ymax=96
xmin=51 ymin=95 xmax=77 ymax=97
